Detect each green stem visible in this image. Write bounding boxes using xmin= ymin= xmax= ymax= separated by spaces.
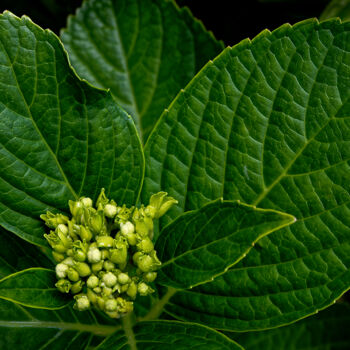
xmin=121 ymin=312 xmax=137 ymax=350
xmin=140 ymin=287 xmax=177 ymax=321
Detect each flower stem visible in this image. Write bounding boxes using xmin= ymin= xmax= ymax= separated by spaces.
xmin=121 ymin=312 xmax=137 ymax=350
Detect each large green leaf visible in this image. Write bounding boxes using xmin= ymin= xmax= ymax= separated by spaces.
xmin=143 ymin=18 xmax=350 ymax=330
xmin=228 ymin=303 xmax=350 ymax=350
xmin=0 ymin=11 xmax=144 ymax=246
xmin=61 ymin=0 xmax=223 ymax=141
xmin=0 ymin=227 xmax=52 ymax=279
xmin=0 ymin=298 xmax=119 ymax=350
xmin=0 ymin=268 xmax=68 ymax=309
xmin=96 ymin=320 xmax=242 ymax=350
xmin=156 ymin=199 xmax=295 ymax=289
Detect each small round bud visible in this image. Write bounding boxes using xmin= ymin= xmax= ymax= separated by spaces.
xmin=79 ymin=226 xmax=92 ymax=242
xmin=67 ymin=268 xmax=80 ymax=282
xmin=102 ymin=286 xmax=113 ymax=297
xmin=91 ymin=261 xmax=104 ymax=273
xmin=87 ymin=275 xmax=99 ymax=289
xmin=110 ymin=246 xmax=127 ymax=265
xmin=126 ymin=281 xmax=137 ymax=299
xmin=75 ymin=262 xmax=91 ymax=277
xmin=137 ymin=238 xmax=154 ymax=253
xmin=73 ymin=249 xmax=86 ymax=262
xmin=66 ymin=248 xmax=74 ymax=257
xmin=87 ymin=246 xmax=102 ymax=263
xmin=105 ymin=298 xmax=118 ymax=312
xmin=56 ymin=263 xmax=69 ymax=279
xmin=104 ymin=204 xmax=117 ymax=218
xmin=62 ymin=257 xmax=75 ymax=266
xmin=74 ymin=295 xmax=90 ymax=311
xmin=96 ymin=236 xmax=114 ymax=248
xmin=117 ymin=272 xmax=130 ymax=285
xmin=120 ymin=221 xmax=135 ymax=235
xmin=93 ymin=287 xmax=102 ymax=294
xmin=52 ymin=251 xmax=65 ymax=263
xmin=101 ymin=249 xmax=110 ymax=260
xmin=138 ymin=282 xmax=154 ymax=296
xmin=87 ymin=288 xmax=97 ymax=304
xmin=71 ymin=280 xmax=84 ymax=294
xmin=55 ymin=279 xmax=71 ymax=293
xmin=137 ymin=254 xmax=154 ymax=272
xmin=102 ymin=272 xmax=117 ymax=287
xmin=57 ymin=224 xmax=68 ymax=235
xmin=103 ymin=260 xmax=115 ymax=271
xmin=143 ymin=272 xmax=157 ymax=283
xmin=81 ymin=197 xmax=93 ymax=208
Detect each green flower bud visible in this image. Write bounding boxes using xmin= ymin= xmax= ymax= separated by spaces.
xmin=143 ymin=272 xmax=157 ymax=283
xmin=102 ymin=272 xmax=117 ymax=287
xmin=137 ymin=237 xmax=154 ymax=253
xmin=74 ymin=294 xmax=90 ymax=311
xmin=91 ymin=260 xmax=104 ymax=273
xmin=87 ymin=275 xmax=99 ymax=289
xmin=73 ymin=249 xmax=86 ymax=262
xmin=105 ymin=298 xmax=118 ymax=312
xmin=96 ymin=296 xmax=105 ymax=310
xmin=117 ymin=272 xmax=130 ymax=285
xmin=104 ymin=203 xmax=117 ymax=218
xmin=62 ymin=257 xmax=75 ymax=267
xmin=55 ymin=279 xmax=71 ymax=293
xmin=115 ymin=205 xmax=132 ymax=223
xmin=71 ymin=280 xmax=84 ymax=294
xmin=106 ymin=311 xmax=120 ymax=319
xmin=124 ymin=232 xmax=137 ymax=246
xmin=96 ymin=236 xmax=114 ymax=248
xmin=120 ymin=284 xmax=129 ymax=293
xmin=89 ymin=211 xmax=105 ymax=235
xmin=75 ymin=262 xmax=91 ymax=277
xmin=148 ymin=192 xmax=178 ymax=219
xmin=67 ymin=268 xmax=80 ymax=282
xmin=87 ymin=246 xmax=102 ymax=263
xmin=55 ymin=228 xmax=72 ymax=248
xmin=52 ymin=251 xmax=65 ymax=263
xmin=137 ymin=254 xmax=154 ymax=272
xmin=103 ymin=260 xmax=115 ymax=271
xmin=150 ymin=250 xmax=162 ymax=267
xmin=120 ymin=221 xmax=135 ymax=235
xmin=116 ymin=297 xmax=133 ymax=313
xmin=96 ymin=188 xmax=109 ymax=209
xmin=102 ymin=286 xmax=113 ymax=297
xmin=69 ymin=200 xmax=83 ymax=219
xmin=81 ymin=197 xmax=93 ymax=208
xmin=79 ymin=226 xmax=93 ymax=242
xmin=126 ymin=281 xmax=137 ymax=299
xmin=138 ymin=282 xmax=154 ymax=296
xmin=93 ymin=287 xmax=102 ymax=294
xmin=57 ymin=224 xmax=68 ymax=235
xmin=133 ymin=251 xmax=143 ymax=265
xmin=87 ymin=288 xmax=97 ymax=304
xmin=66 ymin=248 xmax=74 ymax=257
xmin=40 ymin=211 xmax=69 ymax=229
xmin=55 ymin=263 xmax=69 ymax=279
xmin=100 ymin=249 xmax=110 ymax=260
xmin=44 ymin=232 xmax=66 ymax=253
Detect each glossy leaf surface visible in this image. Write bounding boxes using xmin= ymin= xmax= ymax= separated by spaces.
xmin=61 ymin=0 xmax=223 ymax=141
xmin=0 ymin=268 xmax=68 ymax=309
xmin=144 ymin=18 xmax=350 ymax=330
xmin=0 ymin=11 xmax=144 ymax=246
xmin=96 ymin=320 xmax=242 ymax=350
xmin=156 ymin=199 xmax=295 ymax=289
xmin=228 ymin=303 xmax=350 ymax=350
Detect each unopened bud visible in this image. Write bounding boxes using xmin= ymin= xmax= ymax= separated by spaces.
xmin=138 ymin=282 xmax=154 ymax=296
xmin=120 ymin=221 xmax=135 ymax=235
xmin=102 ymin=272 xmax=117 ymax=287
xmin=143 ymin=272 xmax=157 ymax=283
xmin=117 ymin=272 xmax=130 ymax=285
xmin=87 ymin=246 xmax=102 ymax=263
xmin=126 ymin=281 xmax=137 ymax=299
xmin=67 ymin=268 xmax=80 ymax=282
xmin=105 ymin=298 xmax=118 ymax=312
xmin=55 ymin=279 xmax=71 ymax=293
xmin=75 ymin=262 xmax=91 ymax=277
xmin=96 ymin=236 xmax=114 ymax=248
xmin=71 ymin=280 xmax=84 ymax=294
xmin=87 ymin=275 xmax=99 ymax=289
xmin=52 ymin=251 xmax=65 ymax=263
xmin=81 ymin=197 xmax=93 ymax=208
xmin=104 ymin=204 xmax=117 ymax=218
xmin=91 ymin=260 xmax=104 ymax=273
xmin=56 ymin=263 xmax=69 ymax=279
xmin=137 ymin=237 xmax=154 ymax=253
xmin=103 ymin=260 xmax=115 ymax=271
xmin=74 ymin=294 xmax=90 ymax=311
xmin=148 ymin=192 xmax=178 ymax=219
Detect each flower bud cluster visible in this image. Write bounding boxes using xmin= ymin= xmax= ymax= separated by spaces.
xmin=41 ymin=189 xmax=177 ymax=318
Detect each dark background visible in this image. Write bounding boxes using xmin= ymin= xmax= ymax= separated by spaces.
xmin=0 ymin=0 xmax=330 ymax=45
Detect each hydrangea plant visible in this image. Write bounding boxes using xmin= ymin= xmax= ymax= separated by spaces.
xmin=1 ymin=0 xmax=350 ymax=349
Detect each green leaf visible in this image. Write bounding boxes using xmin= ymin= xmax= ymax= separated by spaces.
xmin=0 ymin=298 xmax=119 ymax=350
xmin=227 ymin=303 xmax=350 ymax=350
xmin=96 ymin=320 xmax=242 ymax=350
xmin=61 ymin=0 xmax=223 ymax=141
xmin=320 ymin=0 xmax=350 ymax=21
xmin=0 ymin=11 xmax=144 ymax=246
xmin=0 ymin=227 xmax=52 ymax=279
xmin=143 ymin=18 xmax=350 ymax=330
xmin=0 ymin=268 xmax=68 ymax=309
xmin=156 ymin=199 xmax=295 ymax=289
